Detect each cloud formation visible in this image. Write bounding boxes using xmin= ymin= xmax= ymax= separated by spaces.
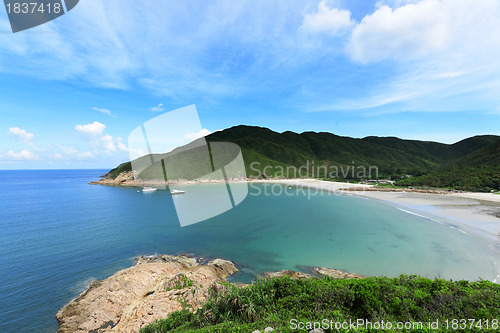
xmin=74 ymin=121 xmax=130 ymax=155
xmin=301 ymin=1 xmax=354 ymax=35
xmin=346 ymin=0 xmax=449 ymax=63
xmin=7 ymin=149 xmax=38 ymax=160
xmin=99 ymin=134 xmax=117 ymax=152
xmin=93 ymin=107 xmax=116 ymax=117
xmin=75 ymin=121 xmax=106 ymax=137
xmin=346 ymin=0 xmax=500 ymax=66
xmin=56 ymin=144 xmax=95 ymax=160
xmin=151 ymin=103 xmax=164 ymax=112
xmin=184 ymin=128 xmax=212 ymax=141
xmin=8 ymin=127 xmax=34 ymax=143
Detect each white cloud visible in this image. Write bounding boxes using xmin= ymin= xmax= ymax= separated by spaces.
xmin=0 ymin=1 xmax=318 ymax=99
xmin=347 ymin=0 xmax=500 ymax=65
xmin=301 ymin=1 xmax=354 ymax=36
xmin=312 ymin=93 xmax=416 ymax=112
xmin=75 ymin=121 xmax=106 ymax=137
xmin=116 ymin=137 xmax=130 ymax=152
xmin=312 ymin=0 xmax=500 ymax=115
xmin=7 ymin=149 xmax=38 ymax=160
xmin=184 ymin=128 xmax=212 ymax=141
xmin=55 ymin=144 xmax=95 ymax=160
xmin=434 ymin=71 xmax=467 ymax=79
xmin=151 ymin=103 xmax=165 ymax=112
xmin=8 ymin=127 xmax=34 ymax=143
xmin=93 ymin=107 xmax=116 ymax=117
xmin=347 ymin=0 xmax=450 ymax=63
xmin=117 ymin=137 xmax=146 ymax=159
xmin=375 ymin=0 xmax=421 ymax=9
xmin=74 ymin=122 xmax=124 ymax=154
xmin=99 ymin=134 xmax=117 ymax=152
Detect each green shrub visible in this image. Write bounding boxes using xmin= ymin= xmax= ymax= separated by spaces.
xmin=140 ymin=275 xmax=500 ymax=332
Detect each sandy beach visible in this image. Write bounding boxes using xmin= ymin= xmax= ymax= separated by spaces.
xmin=257 ymin=179 xmax=500 ymax=245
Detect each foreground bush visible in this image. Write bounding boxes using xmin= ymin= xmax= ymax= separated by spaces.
xmin=141 ymin=275 xmax=500 ymax=332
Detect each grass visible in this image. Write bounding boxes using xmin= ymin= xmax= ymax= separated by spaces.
xmin=166 ymin=275 xmax=194 ymax=292
xmin=140 ymin=275 xmax=500 ymax=332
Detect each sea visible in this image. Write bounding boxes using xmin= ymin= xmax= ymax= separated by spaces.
xmin=1 ymin=169 xmax=499 ymax=333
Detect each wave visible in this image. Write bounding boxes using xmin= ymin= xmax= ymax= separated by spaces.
xmin=397 ymin=207 xmax=469 ymax=235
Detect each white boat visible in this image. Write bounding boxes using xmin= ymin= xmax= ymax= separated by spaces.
xmin=142 ymin=187 xmax=157 ymax=192
xmin=170 ymin=189 xmax=185 ymax=195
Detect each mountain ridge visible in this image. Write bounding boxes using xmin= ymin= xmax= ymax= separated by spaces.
xmin=104 ymin=125 xmax=500 ymax=191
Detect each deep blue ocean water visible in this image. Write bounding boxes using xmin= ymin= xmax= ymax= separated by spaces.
xmin=1 ymin=170 xmax=499 ymax=333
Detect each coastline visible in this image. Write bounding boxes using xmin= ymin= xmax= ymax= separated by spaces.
xmin=56 ymin=254 xmax=364 ymax=333
xmin=259 ymin=179 xmax=500 ymax=244
xmin=58 ymin=177 xmax=500 ymax=331
xmin=91 ymin=173 xmax=500 ymax=241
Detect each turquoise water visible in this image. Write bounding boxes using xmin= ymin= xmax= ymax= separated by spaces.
xmin=0 ymin=170 xmax=499 ymax=333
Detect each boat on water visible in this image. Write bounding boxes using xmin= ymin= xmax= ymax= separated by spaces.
xmin=170 ymin=189 xmax=185 ymax=195
xmin=142 ymin=187 xmax=157 ymax=192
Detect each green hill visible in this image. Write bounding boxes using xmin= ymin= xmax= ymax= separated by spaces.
xmin=207 ymin=126 xmax=454 ymax=178
xmin=396 ymin=138 xmax=500 ymax=191
xmin=206 ymin=126 xmax=498 ymax=182
xmin=105 ymin=125 xmax=499 ymax=191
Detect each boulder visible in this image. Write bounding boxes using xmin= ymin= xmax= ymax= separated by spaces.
xmin=56 ymin=255 xmax=237 ymax=333
xmin=265 ymin=270 xmax=313 ymax=280
xmin=313 ymin=267 xmax=364 ymax=279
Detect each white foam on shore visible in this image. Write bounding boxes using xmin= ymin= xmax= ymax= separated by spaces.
xmin=397 ymin=207 xmax=445 ymax=225
xmin=397 ymin=207 xmax=469 ymax=235
xmin=72 ymin=277 xmax=97 ymax=295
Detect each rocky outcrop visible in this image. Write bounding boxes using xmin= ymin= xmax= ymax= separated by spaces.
xmin=313 ymin=267 xmax=365 ymax=279
xmin=89 ymin=171 xmax=137 ymax=187
xmin=56 ymin=254 xmax=365 ymax=333
xmin=134 ymin=254 xmax=198 ymax=267
xmin=265 ymin=267 xmax=364 ymax=280
xmin=56 ymin=255 xmax=238 ymax=333
xmin=265 ymin=270 xmax=313 ymax=280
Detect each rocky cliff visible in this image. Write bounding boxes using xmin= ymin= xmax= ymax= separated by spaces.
xmin=89 ymin=171 xmax=137 ymax=186
xmin=56 ymin=255 xmax=238 ymax=333
xmin=56 ymin=254 xmax=364 ymax=333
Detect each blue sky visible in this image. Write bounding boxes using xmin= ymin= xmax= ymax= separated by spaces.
xmin=1 ymin=0 xmax=500 ymax=169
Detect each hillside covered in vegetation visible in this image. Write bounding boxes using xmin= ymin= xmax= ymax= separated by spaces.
xmin=105 ymin=125 xmax=500 ymax=192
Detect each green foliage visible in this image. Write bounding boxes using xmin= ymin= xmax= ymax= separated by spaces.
xmin=166 ymin=275 xmax=194 ymax=291
xmin=107 ymin=161 xmax=132 ymax=179
xmin=141 ymin=309 xmax=194 ymax=333
xmin=207 ymin=126 xmax=453 ymax=177
xmin=140 ymin=275 xmax=500 ymax=332
xmin=396 ymin=166 xmax=500 ymax=192
xmin=396 ymin=138 xmax=500 ymax=192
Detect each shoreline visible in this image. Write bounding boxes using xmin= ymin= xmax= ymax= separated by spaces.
xmin=259 ymin=179 xmax=500 ymax=245
xmin=91 ymin=173 xmax=500 ymax=243
xmin=56 ymin=254 xmax=364 ymax=333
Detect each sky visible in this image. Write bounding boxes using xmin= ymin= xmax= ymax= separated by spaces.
xmin=1 ymin=0 xmax=500 ymax=169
